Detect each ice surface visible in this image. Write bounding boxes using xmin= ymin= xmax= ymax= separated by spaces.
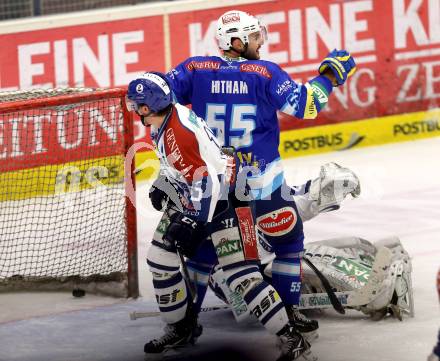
xmin=1 ymin=137 xmax=439 ymax=361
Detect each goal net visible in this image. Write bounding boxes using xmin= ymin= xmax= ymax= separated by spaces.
xmin=0 ymin=88 xmax=138 ymax=297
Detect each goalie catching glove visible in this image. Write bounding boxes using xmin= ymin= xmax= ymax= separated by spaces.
xmin=310 ymin=162 xmax=361 ymax=213
xmin=319 ymin=49 xmax=356 ymax=86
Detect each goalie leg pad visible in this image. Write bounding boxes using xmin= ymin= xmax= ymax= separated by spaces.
xmin=347 ymin=246 xmax=393 ymax=308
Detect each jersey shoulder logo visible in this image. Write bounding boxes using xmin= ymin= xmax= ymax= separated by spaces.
xmin=186 ymin=60 xmax=221 ymax=71
xmin=240 ymin=63 xmax=272 ymax=79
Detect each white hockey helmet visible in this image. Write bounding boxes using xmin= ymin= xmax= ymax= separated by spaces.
xmin=216 ymin=10 xmax=267 ymax=51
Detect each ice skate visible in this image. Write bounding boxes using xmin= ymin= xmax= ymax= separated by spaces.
xmin=277 ymin=325 xmax=318 ymax=361
xmin=144 ymin=311 xmax=202 ymax=358
xmin=287 ymin=307 xmax=319 ymax=342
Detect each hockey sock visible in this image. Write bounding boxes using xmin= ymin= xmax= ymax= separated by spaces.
xmin=271 ymin=256 xmax=302 ymax=305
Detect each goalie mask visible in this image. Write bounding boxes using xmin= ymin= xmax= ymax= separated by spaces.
xmin=216 ymin=10 xmax=267 ymax=51
xmin=126 ymin=72 xmax=172 ymax=115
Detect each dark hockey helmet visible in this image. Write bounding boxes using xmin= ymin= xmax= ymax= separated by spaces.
xmin=126 ymin=72 xmax=172 ymax=113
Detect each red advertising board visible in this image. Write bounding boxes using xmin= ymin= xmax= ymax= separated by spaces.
xmin=0 ymin=99 xmax=126 ymax=172
xmin=0 ymin=0 xmax=439 ymax=146
xmin=0 ymin=16 xmax=165 ymax=90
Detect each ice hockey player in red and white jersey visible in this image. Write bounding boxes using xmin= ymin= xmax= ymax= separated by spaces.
xmin=126 ymin=72 xmax=317 ymax=361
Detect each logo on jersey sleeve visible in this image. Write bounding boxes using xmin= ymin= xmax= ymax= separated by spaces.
xmin=240 ymin=64 xmax=272 ymax=79
xmin=276 ymin=79 xmax=294 ymax=95
xmin=257 ymin=207 xmax=297 ymax=236
xmin=186 ymin=61 xmax=221 ymax=71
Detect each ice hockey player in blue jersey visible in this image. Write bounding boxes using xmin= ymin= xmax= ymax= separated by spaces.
xmin=146 ymin=9 xmax=356 ymax=360
xmin=162 ymin=9 xmax=356 ymax=358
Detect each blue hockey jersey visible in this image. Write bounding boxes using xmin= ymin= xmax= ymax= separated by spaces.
xmin=166 ymin=56 xmax=333 ymax=199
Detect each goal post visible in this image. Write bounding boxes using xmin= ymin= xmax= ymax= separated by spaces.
xmin=0 ymin=88 xmax=139 ymax=298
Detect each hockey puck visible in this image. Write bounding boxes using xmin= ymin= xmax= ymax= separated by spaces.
xmin=72 ymin=288 xmax=86 ymax=298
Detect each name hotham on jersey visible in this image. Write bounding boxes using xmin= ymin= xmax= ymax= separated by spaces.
xmin=211 ymin=80 xmax=249 ymax=94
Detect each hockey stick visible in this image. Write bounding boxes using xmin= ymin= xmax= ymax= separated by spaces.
xmin=164 ymin=207 xmax=198 ymax=304
xmin=176 ymin=245 xmax=198 ymax=304
xmin=130 ymin=291 xmax=352 ymax=320
xmin=303 ymin=256 xmax=345 ymax=314
xmin=130 ymin=305 xmax=229 ymax=320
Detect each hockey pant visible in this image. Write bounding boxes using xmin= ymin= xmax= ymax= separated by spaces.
xmin=255 ymin=183 xmax=305 ymax=307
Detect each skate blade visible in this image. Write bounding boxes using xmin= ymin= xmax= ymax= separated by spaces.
xmin=144 ymin=346 xmax=193 ymax=361
xmin=301 ymin=330 xmax=319 ymax=344
xmin=299 ymin=349 xmax=318 ymax=361
xmin=144 ymin=352 xmax=164 ymax=361
xmin=276 ymin=349 xmax=318 ymax=361
xmin=144 ymin=336 xmax=200 ymax=361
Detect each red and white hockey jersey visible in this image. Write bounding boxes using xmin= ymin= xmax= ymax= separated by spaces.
xmin=151 ymin=103 xmax=235 ymax=223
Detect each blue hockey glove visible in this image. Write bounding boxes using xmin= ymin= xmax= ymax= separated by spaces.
xmin=318 ymin=49 xmax=356 ymax=86
xmin=164 ymin=212 xmax=205 ymax=258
